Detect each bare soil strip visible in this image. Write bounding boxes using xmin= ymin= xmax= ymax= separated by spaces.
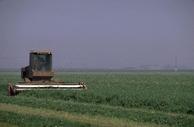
xmin=0 ymin=103 xmax=168 ymax=127
xmin=0 ymin=122 xmax=18 ymax=127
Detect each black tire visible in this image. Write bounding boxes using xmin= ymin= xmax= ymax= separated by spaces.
xmin=8 ymin=84 xmax=16 ymax=96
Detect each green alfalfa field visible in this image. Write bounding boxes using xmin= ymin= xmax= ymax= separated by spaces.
xmin=0 ymin=71 xmax=194 ymax=127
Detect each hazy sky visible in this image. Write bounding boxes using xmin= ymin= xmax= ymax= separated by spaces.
xmin=0 ymin=0 xmax=194 ymax=69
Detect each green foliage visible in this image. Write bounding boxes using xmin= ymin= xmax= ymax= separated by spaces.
xmin=0 ymin=111 xmax=90 ymax=127
xmin=0 ymin=95 xmax=194 ymax=127
xmin=21 ymin=72 xmax=194 ymax=114
xmin=0 ymin=72 xmax=194 ymax=126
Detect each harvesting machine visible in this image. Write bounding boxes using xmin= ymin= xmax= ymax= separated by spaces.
xmin=8 ymin=50 xmax=86 ymax=96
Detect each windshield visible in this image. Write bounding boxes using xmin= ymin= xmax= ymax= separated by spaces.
xmin=31 ymin=54 xmax=52 ymax=71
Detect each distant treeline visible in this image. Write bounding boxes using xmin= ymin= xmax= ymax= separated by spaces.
xmin=1 ymin=68 xmax=194 ymax=72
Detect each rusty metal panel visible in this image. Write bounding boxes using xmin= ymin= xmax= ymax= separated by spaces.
xmin=32 ymin=71 xmax=54 ymax=77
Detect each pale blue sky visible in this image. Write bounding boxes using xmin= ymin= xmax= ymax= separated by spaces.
xmin=0 ymin=0 xmax=194 ymax=69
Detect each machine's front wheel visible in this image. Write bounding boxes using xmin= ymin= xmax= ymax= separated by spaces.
xmin=8 ymin=83 xmax=16 ymax=96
